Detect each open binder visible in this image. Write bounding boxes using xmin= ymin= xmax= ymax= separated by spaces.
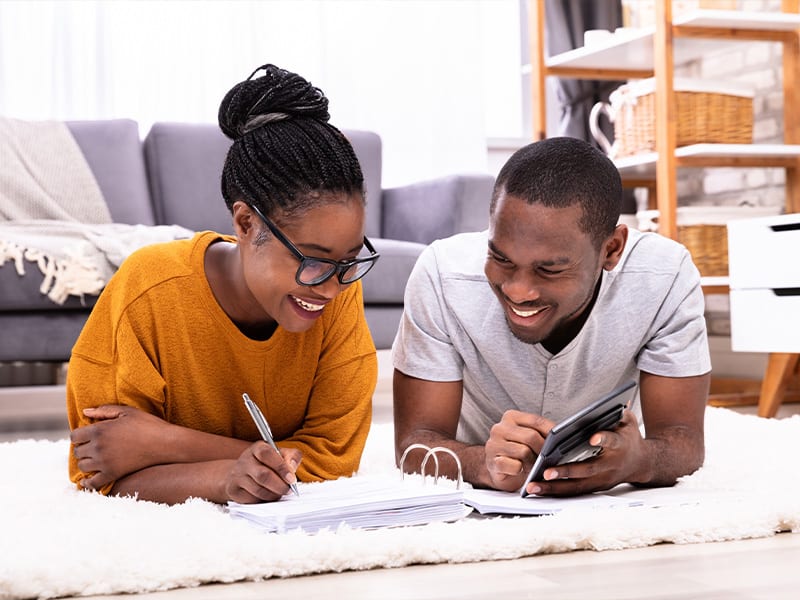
xmin=463 ymin=488 xmax=644 ymax=516
xmin=227 ymin=444 xmax=470 ymax=534
xmin=227 ymin=443 xmax=652 ymax=533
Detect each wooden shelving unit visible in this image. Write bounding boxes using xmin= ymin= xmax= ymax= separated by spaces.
xmin=528 ymin=0 xmax=800 ymax=415
xmin=529 ymin=1 xmax=800 ymax=239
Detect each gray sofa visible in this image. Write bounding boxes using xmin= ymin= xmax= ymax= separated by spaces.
xmin=0 ymin=119 xmax=494 ymax=381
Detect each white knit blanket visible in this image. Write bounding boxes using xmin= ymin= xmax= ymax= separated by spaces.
xmin=0 ymin=406 xmax=798 ymax=600
xmin=0 ymin=221 xmax=194 ymax=304
xmin=0 ymin=117 xmax=109 ymax=223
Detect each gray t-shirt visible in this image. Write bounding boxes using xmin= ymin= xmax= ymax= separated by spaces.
xmin=392 ymin=228 xmax=711 ymax=444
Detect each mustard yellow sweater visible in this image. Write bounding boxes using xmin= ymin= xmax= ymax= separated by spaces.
xmin=67 ymin=231 xmax=377 ymax=490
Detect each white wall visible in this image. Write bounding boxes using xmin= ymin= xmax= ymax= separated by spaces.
xmin=0 ymin=0 xmax=525 ymax=188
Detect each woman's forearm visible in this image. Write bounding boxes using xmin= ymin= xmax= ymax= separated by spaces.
xmin=159 ymin=423 xmax=251 ymax=464
xmin=110 ymin=459 xmax=235 ymax=504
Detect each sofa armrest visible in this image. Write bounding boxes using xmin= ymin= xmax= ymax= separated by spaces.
xmin=360 ymin=238 xmax=426 ymax=305
xmin=380 ymin=174 xmax=494 ymax=244
xmin=360 ymin=237 xmax=427 ymax=351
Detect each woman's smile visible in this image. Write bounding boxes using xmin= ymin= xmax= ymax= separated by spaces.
xmin=290 ymin=294 xmax=327 ymax=319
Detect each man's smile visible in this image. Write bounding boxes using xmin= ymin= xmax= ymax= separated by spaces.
xmin=510 ymin=305 xmax=545 ymax=318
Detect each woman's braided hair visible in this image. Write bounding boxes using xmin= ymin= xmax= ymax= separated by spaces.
xmin=218 ymin=64 xmax=364 ymax=223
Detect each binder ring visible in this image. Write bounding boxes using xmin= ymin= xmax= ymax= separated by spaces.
xmin=399 ymin=443 xmax=463 ymax=489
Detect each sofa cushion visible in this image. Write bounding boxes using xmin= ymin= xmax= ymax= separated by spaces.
xmin=143 ymin=123 xmax=235 ymax=234
xmin=382 ymin=174 xmax=494 ymax=244
xmin=143 ymin=123 xmax=384 ymax=237
xmin=0 ymin=312 xmax=91 ymax=363
xmin=66 ymin=120 xmax=155 ymax=225
xmin=0 ymin=267 xmax=99 ymax=311
xmin=342 ymin=130 xmax=382 ymax=239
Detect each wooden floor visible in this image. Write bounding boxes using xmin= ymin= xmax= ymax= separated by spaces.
xmin=3 ymin=350 xmax=800 ymax=599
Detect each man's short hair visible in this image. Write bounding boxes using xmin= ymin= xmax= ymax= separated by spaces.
xmin=490 ymin=137 xmax=623 ymax=247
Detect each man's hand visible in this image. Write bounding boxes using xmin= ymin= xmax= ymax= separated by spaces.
xmin=484 ymin=410 xmax=555 ymax=492
xmin=71 ymin=404 xmax=175 ymax=490
xmin=521 ymin=409 xmax=646 ymax=497
xmin=223 ymin=442 xmax=303 ymax=504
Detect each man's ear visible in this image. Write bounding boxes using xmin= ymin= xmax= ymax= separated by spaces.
xmin=231 ymin=201 xmax=256 ymax=239
xmin=602 ymin=224 xmax=629 ymax=271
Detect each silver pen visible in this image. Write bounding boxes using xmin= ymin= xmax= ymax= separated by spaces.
xmin=242 ymin=393 xmax=300 ymax=496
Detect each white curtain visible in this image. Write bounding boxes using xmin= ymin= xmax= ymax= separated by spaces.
xmin=0 ymin=0 xmax=522 ymax=187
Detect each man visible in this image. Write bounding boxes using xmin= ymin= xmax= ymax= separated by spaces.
xmin=392 ymin=136 xmax=709 ymax=496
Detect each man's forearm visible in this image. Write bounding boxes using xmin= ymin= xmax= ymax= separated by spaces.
xmin=634 ymin=426 xmax=705 ymax=487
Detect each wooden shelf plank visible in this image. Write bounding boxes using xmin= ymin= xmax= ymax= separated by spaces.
xmin=546 ymin=29 xmax=725 ymax=73
xmin=674 ymin=9 xmax=800 ymax=31
xmin=615 ymin=144 xmax=800 ymax=181
xmin=543 ymin=9 xmax=800 ymax=76
xmin=701 ymin=276 xmax=729 ymax=290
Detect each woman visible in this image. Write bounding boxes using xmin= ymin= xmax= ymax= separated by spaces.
xmin=67 ymin=64 xmax=379 ymax=505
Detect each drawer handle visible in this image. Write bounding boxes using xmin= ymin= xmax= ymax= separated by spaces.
xmin=770 ymin=223 xmax=800 ymax=232
xmin=773 ymin=287 xmax=800 ymax=297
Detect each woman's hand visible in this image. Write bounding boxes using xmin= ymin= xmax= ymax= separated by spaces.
xmin=70 ymin=404 xmax=175 ymax=490
xmin=223 ymin=442 xmax=303 ymax=503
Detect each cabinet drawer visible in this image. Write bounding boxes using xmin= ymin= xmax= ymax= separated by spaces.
xmin=730 ymin=289 xmax=800 ymax=353
xmin=727 ymin=212 xmax=800 ymax=289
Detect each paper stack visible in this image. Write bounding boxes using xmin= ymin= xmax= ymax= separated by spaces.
xmin=227 ymin=474 xmax=469 ymax=534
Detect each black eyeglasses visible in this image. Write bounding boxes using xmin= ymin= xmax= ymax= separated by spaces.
xmin=250 ymin=204 xmax=380 ymax=286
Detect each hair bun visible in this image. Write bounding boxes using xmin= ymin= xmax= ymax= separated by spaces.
xmin=218 ymin=64 xmax=330 ymax=140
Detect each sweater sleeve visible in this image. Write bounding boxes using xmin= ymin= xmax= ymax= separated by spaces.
xmin=66 ymin=289 xmax=168 ymax=491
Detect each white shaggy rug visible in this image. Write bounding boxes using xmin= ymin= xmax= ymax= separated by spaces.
xmin=1 ymin=406 xmax=799 ymax=600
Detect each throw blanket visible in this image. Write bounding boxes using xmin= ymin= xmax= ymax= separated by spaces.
xmin=0 ymin=221 xmax=194 ymax=303
xmin=0 ymin=117 xmax=195 ymax=303
xmin=0 ymin=117 xmax=110 ymax=223
xmin=0 ymin=407 xmax=798 ymax=600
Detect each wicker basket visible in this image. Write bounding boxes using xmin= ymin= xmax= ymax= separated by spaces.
xmin=636 ymin=206 xmax=780 ymax=278
xmin=677 ymin=224 xmax=729 ymax=277
xmin=594 ymin=78 xmax=754 ymax=159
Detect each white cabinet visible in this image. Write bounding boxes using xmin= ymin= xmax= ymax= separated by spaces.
xmin=728 ymin=213 xmax=800 ymax=353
